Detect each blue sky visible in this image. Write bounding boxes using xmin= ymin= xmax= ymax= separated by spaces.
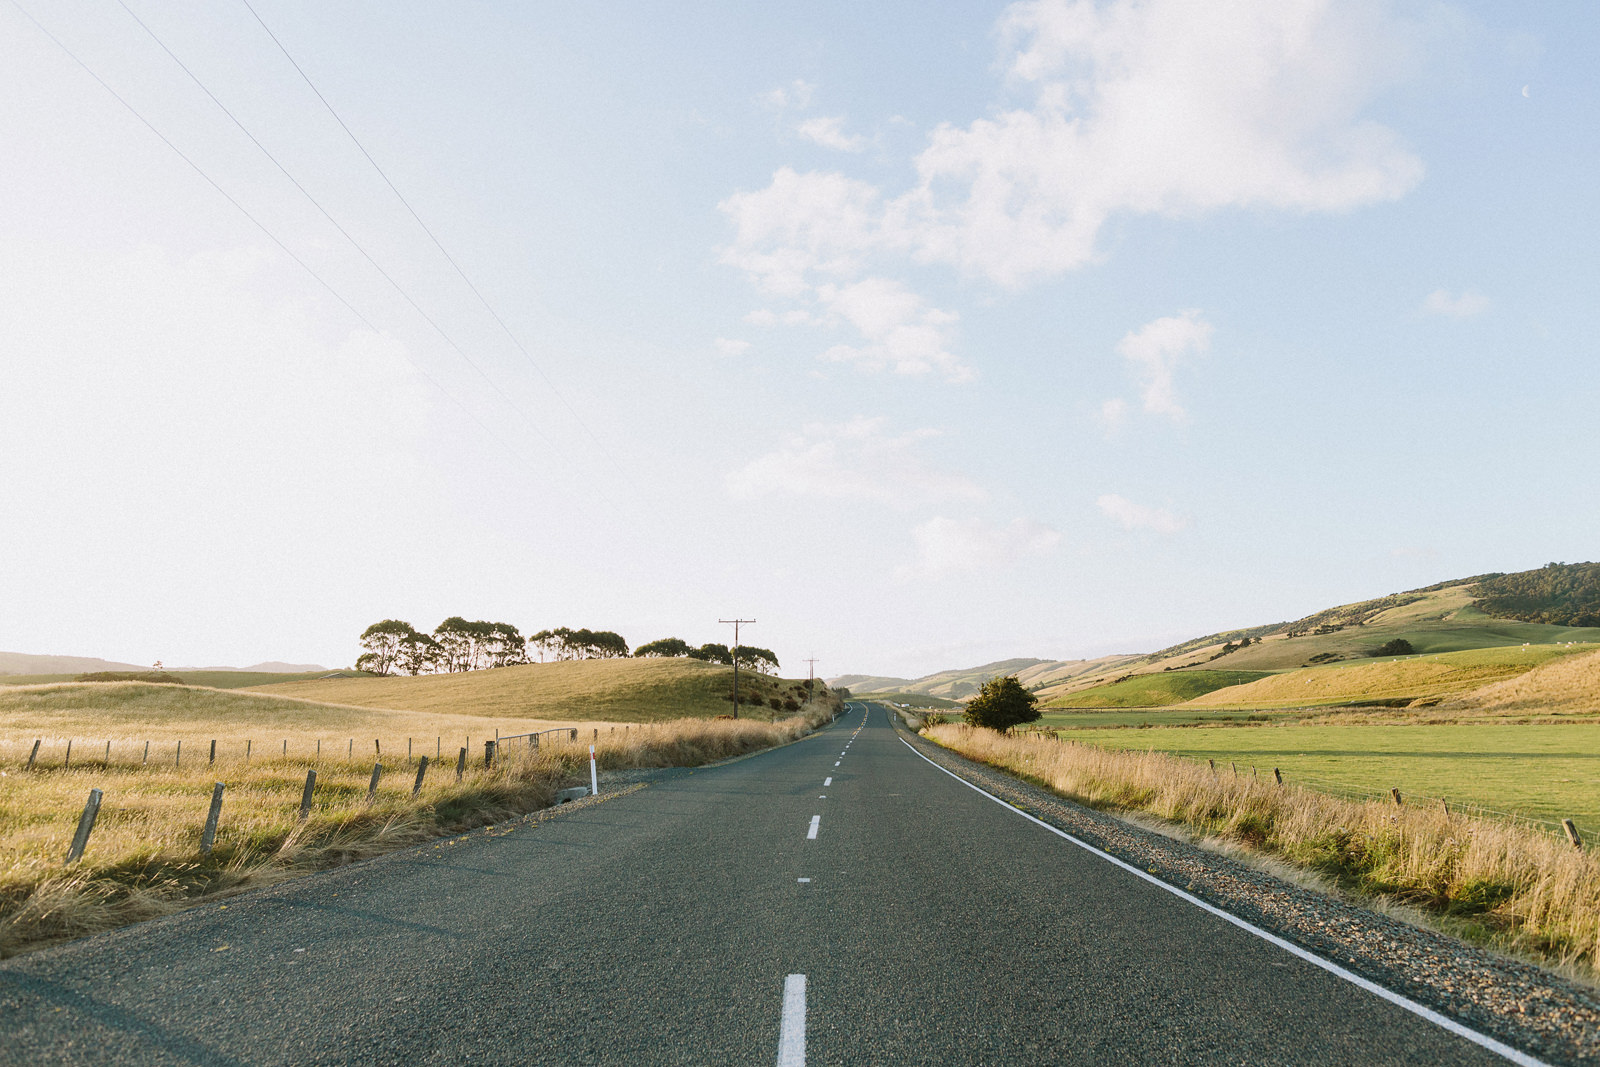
xmin=1 ymin=1 xmax=1596 ymax=678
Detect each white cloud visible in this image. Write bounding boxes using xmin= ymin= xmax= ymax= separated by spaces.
xmin=727 ymin=417 xmax=985 ymax=506
xmin=898 ymin=516 xmax=1061 ymax=578
xmin=714 ymin=337 xmax=751 ymax=357
xmin=763 ymin=79 xmax=815 ymax=110
xmin=798 ymin=116 xmax=868 ymax=152
xmin=723 ymin=0 xmax=1422 ymax=376
xmin=1422 ymin=288 xmax=1489 ymax=317
xmin=1097 ymin=397 xmax=1129 ymax=430
xmin=1113 ymin=309 xmax=1212 ymax=420
xmin=1096 ymin=494 xmax=1188 ymax=534
xmin=817 ymin=277 xmax=970 ymax=381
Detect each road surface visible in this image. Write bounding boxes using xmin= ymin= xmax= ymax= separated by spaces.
xmin=0 ymin=702 xmax=1533 ymax=1065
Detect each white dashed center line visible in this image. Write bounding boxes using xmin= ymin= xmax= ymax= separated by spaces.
xmin=777 ymin=974 xmax=806 ymax=1066
xmin=824 ymin=777 xmax=832 ymax=786
xmin=806 ymin=815 xmax=821 ymax=839
xmin=797 ymin=877 xmax=810 ymax=883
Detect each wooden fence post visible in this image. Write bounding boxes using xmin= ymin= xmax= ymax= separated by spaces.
xmin=299 ymin=770 xmax=317 ymax=820
xmin=367 ymin=763 xmax=382 ymax=800
xmin=246 ymin=740 xmax=251 ymax=762
xmin=347 ymin=739 xmax=353 ymax=759
xmin=201 ymin=782 xmax=225 ymax=853
xmin=374 ymin=739 xmax=381 ymax=757
xmin=1391 ymin=788 xmax=1403 ymax=806
xmin=1563 ymin=819 xmax=1583 ymax=850
xmin=26 ymin=739 xmax=40 ymax=770
xmin=455 ymin=747 xmax=467 ymax=781
xmin=1273 ymin=768 xmax=1283 ymax=786
xmin=1208 ymin=758 xmax=1215 ymax=774
xmin=484 ymin=740 xmax=496 ymax=770
xmin=64 ymin=740 xmax=71 ymax=769
xmin=66 ymin=788 xmax=103 ymax=864
xmin=412 ymin=756 xmax=429 ymax=797
xmin=142 ymin=741 xmax=148 ymax=765
xmin=104 ymin=741 xmax=111 ymax=763
xmin=209 ymin=740 xmax=216 ymax=766
xmin=175 ymin=740 xmax=181 ymax=768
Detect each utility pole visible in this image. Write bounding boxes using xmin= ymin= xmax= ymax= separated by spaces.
xmin=719 ymin=618 xmax=756 ymax=719
xmin=804 ymin=657 xmax=819 ymax=702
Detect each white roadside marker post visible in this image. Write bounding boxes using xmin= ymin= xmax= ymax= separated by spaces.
xmin=590 ymin=745 xmax=599 ymax=796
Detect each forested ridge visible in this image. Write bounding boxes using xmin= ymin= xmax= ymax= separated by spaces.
xmin=1472 ymin=562 xmax=1600 ymax=627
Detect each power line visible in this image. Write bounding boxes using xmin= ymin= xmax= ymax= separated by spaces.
xmin=236 ymin=0 xmax=636 ymax=488
xmin=4 ymin=0 xmax=523 ymax=459
xmin=113 ymin=0 xmax=563 ymax=457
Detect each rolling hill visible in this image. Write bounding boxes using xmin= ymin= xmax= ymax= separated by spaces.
xmin=831 ymin=654 xmax=1142 ymax=703
xmin=248 ymin=657 xmax=824 ymax=723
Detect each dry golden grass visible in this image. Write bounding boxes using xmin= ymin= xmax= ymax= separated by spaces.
xmin=1448 ymin=648 xmax=1600 ymax=715
xmin=926 ymin=723 xmax=1600 ymax=977
xmin=1183 ymin=643 xmax=1593 ymax=708
xmin=0 ymin=697 xmax=837 ymax=959
xmin=243 ymin=657 xmax=810 ymax=722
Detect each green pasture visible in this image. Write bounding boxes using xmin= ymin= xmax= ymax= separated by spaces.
xmin=1046 ymin=669 xmax=1269 ymax=709
xmin=1038 ymin=708 xmax=1282 ymax=729
xmin=1061 ymin=720 xmax=1600 ymax=830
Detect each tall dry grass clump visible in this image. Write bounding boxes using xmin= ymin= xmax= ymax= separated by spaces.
xmin=0 ymin=702 xmax=836 ymax=959
xmin=925 ymin=723 xmax=1600 ymax=975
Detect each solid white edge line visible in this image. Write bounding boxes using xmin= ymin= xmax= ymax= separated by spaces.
xmin=899 ymin=737 xmax=1550 ymax=1067
xmin=777 ymin=973 xmax=806 ymax=1066
xmin=806 ymin=814 xmax=821 ymax=840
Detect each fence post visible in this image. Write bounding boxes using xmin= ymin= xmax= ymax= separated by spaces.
xmin=412 ymin=756 xmax=429 ymax=797
xmin=105 ymin=740 xmax=111 ymax=763
xmin=374 ymin=739 xmax=381 ymax=757
xmin=1563 ymin=819 xmax=1583 ymax=850
xmin=484 ymin=740 xmax=496 ymax=770
xmin=570 ymin=728 xmax=577 ymax=742
xmin=143 ymin=740 xmax=149 ymax=765
xmin=456 ymin=747 xmax=467 ymax=781
xmin=201 ymin=782 xmax=225 ymax=853
xmin=367 ymin=763 xmax=382 ymax=800
xmin=175 ymin=740 xmax=181 ymax=768
xmin=408 ymin=738 xmax=412 ymax=764
xmin=299 ymin=770 xmax=317 ymax=820
xmin=209 ymin=740 xmax=216 ymax=766
xmin=246 ymin=739 xmax=251 ymax=762
xmin=66 ymin=788 xmax=103 ymax=864
xmin=1207 ymin=758 xmax=1215 ymax=774
xmin=284 ymin=739 xmax=288 ymax=757
xmin=64 ymin=740 xmax=71 ymax=769
xmin=347 ymin=739 xmax=353 ymax=759
xmin=1273 ymin=768 xmax=1283 ymax=786
xmin=1391 ymin=788 xmax=1403 ymax=806
xmin=26 ymin=739 xmax=40 ymax=770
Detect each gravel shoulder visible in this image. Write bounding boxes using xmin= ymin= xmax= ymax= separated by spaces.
xmin=893 ymin=716 xmax=1600 ymax=1065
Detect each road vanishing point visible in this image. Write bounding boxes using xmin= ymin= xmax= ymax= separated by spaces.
xmin=0 ymin=703 xmax=1542 ymax=1065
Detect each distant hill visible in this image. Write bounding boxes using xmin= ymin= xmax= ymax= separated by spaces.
xmin=832 ymin=654 xmax=1142 ymax=703
xmin=841 ymin=563 xmax=1600 ymax=709
xmin=0 ymin=651 xmax=144 ymax=676
xmin=184 ymin=662 xmax=329 ymax=673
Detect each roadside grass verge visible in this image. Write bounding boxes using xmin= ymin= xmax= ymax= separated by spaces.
xmin=0 ymin=704 xmax=835 ymax=959
xmin=923 ymin=722 xmax=1600 ymax=979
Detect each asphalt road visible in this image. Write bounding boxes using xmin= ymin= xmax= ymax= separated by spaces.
xmin=0 ymin=702 xmax=1530 ymax=1065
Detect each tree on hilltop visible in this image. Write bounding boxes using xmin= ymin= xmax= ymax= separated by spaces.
xmin=357 ymin=619 xmax=417 ymax=675
xmin=963 ymin=675 xmax=1040 ymax=732
xmin=636 ymin=637 xmax=693 ymax=658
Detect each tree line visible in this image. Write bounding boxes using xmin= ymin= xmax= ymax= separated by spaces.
xmin=635 ymin=637 xmax=779 ymax=673
xmin=356 ymin=620 xmax=779 ymax=676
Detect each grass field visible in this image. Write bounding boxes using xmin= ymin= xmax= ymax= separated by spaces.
xmin=1182 ymin=643 xmax=1597 ymax=709
xmin=1049 ymin=720 xmax=1600 ymax=834
xmin=0 ymin=669 xmax=362 ymax=689
xmin=0 ymin=667 xmax=840 ymax=958
xmin=1046 ymin=669 xmax=1269 ymax=708
xmin=242 ymin=657 xmax=812 ymax=721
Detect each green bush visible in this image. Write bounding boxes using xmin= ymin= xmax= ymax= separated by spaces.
xmin=962 ymin=675 xmax=1040 ymax=732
